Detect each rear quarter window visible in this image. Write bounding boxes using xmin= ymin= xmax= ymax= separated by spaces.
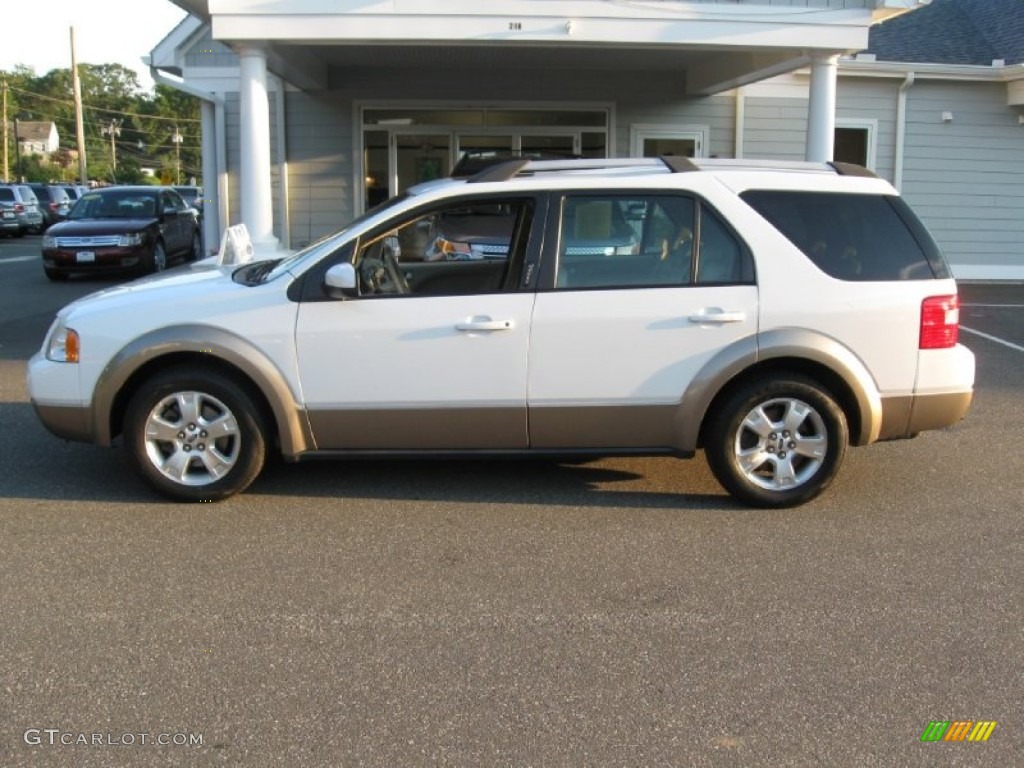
xmin=740 ymin=190 xmax=951 ymax=281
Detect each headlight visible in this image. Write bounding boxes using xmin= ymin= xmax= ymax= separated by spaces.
xmin=42 ymin=234 xmax=56 ymax=249
xmin=118 ymin=232 xmax=144 ymax=247
xmin=46 ymin=320 xmax=80 ymax=363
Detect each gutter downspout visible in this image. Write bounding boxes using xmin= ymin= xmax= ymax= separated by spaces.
xmin=150 ymin=66 xmax=227 ymax=255
xmin=894 ymin=71 xmax=915 ymax=192
xmin=268 ymin=73 xmax=291 ymax=251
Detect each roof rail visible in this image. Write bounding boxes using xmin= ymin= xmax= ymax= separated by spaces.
xmin=464 ymin=156 xmax=875 ymax=184
xmin=466 ymin=158 xmax=531 ymax=184
xmin=659 ymin=155 xmax=699 ymax=173
xmin=828 ymin=161 xmax=879 ymax=178
xmin=468 ymin=157 xmax=676 ymax=183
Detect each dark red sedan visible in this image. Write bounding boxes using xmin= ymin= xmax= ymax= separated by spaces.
xmin=41 ymin=186 xmax=201 ymax=281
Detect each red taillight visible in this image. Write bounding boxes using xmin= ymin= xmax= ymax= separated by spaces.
xmin=49 ymin=202 xmax=59 ymax=212
xmin=14 ymin=203 xmax=24 ymax=213
xmin=920 ymin=295 xmax=960 ymax=349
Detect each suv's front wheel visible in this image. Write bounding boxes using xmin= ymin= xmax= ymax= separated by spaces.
xmin=705 ymin=376 xmax=848 ymax=508
xmin=123 ymin=368 xmax=267 ymax=502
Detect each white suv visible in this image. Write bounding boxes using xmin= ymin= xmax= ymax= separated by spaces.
xmin=27 ymin=158 xmax=975 ymax=507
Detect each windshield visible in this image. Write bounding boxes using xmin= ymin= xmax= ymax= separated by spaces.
xmin=256 ymin=193 xmax=414 ymax=283
xmin=70 ymin=191 xmax=159 ymax=220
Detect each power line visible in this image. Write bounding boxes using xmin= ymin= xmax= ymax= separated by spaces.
xmin=6 ymin=84 xmax=200 ymax=124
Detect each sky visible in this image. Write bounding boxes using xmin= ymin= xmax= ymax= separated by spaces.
xmin=2 ymin=0 xmax=191 ymax=92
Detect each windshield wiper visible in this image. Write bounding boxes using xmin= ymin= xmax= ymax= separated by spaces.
xmin=240 ymin=259 xmax=282 ymax=285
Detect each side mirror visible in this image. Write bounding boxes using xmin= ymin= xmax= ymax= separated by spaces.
xmin=324 ymin=262 xmax=358 ymax=299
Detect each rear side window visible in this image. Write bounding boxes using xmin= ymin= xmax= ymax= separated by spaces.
xmin=554 ymin=194 xmax=754 ymax=290
xmin=0 ymin=189 xmax=13 ymax=202
xmin=741 ymin=190 xmax=950 ymax=281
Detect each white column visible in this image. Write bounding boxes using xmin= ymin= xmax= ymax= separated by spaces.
xmin=805 ymin=54 xmax=840 ymax=163
xmin=238 ymin=44 xmax=277 ymax=248
xmin=199 ymin=100 xmax=219 ymax=255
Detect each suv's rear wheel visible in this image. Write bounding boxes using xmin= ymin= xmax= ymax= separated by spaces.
xmin=705 ymin=376 xmax=848 ymax=508
xmin=123 ymin=368 xmax=267 ymax=502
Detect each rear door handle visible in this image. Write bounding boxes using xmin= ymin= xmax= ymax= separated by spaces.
xmin=688 ymin=308 xmax=747 ymax=324
xmin=455 ymin=317 xmax=514 ymax=332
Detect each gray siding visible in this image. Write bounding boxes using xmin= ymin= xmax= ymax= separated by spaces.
xmin=616 ymin=94 xmax=736 ymax=158
xmin=284 ymin=91 xmax=353 ymax=248
xmin=836 ymin=77 xmax=898 ymax=183
xmin=901 ymin=81 xmax=1024 ymax=271
xmin=742 ymin=98 xmax=808 ymax=161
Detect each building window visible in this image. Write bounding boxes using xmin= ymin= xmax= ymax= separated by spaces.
xmin=359 ymin=106 xmax=610 ymax=211
xmin=630 ymin=125 xmax=708 ymax=159
xmin=834 ymin=119 xmax=877 ymax=169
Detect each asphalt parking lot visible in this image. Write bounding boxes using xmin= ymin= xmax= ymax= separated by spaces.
xmin=0 ymin=235 xmax=1021 ymax=767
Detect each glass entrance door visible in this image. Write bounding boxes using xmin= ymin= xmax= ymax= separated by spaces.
xmin=395 ymin=133 xmax=451 ymax=194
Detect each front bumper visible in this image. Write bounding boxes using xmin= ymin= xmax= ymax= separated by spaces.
xmin=27 ymin=351 xmax=96 ymax=444
xmin=43 ymin=245 xmax=146 ymax=272
xmin=31 ymin=402 xmax=95 ymax=443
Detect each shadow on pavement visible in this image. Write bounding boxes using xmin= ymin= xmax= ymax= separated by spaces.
xmin=1 ymin=401 xmax=735 ymax=510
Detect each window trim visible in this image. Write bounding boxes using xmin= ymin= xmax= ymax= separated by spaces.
xmin=629 ymin=124 xmax=708 ymax=159
xmin=834 ymin=118 xmax=878 ymax=171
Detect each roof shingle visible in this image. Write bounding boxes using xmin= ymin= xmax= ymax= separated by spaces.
xmin=867 ymin=0 xmax=1024 ymax=66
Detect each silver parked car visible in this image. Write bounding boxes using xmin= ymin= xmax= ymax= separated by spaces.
xmin=0 ymin=184 xmax=44 ymax=235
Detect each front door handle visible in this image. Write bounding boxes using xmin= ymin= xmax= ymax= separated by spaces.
xmin=688 ymin=308 xmax=747 ymax=324
xmin=455 ymin=317 xmax=514 ymax=332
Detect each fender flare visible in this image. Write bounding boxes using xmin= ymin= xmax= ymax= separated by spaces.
xmin=676 ymin=328 xmax=882 ymax=451
xmin=91 ymin=324 xmax=314 ymax=456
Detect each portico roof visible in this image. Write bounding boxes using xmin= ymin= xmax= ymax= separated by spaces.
xmin=166 ymin=0 xmax=921 ymax=94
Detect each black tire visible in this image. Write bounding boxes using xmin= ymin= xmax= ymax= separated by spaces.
xmin=187 ymin=230 xmax=202 ymax=262
xmin=144 ymin=241 xmax=168 ymax=274
xmin=704 ymin=375 xmax=848 ymax=508
xmin=44 ymin=267 xmax=69 ymax=281
xmin=123 ymin=367 xmax=268 ymax=502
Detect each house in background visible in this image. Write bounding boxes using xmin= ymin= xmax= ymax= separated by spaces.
xmin=15 ymin=121 xmax=60 ymax=162
xmin=151 ymin=0 xmax=1023 ymax=279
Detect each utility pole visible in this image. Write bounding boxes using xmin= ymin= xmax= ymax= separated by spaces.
xmin=2 ymin=80 xmax=8 ymax=182
xmin=102 ymin=119 xmax=121 ymax=179
xmin=70 ymin=27 xmax=88 ymax=185
xmin=13 ymin=117 xmax=22 ymax=182
xmin=172 ymin=126 xmax=183 ymax=185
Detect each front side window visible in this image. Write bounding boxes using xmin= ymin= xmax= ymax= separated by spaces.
xmin=352 ymin=197 xmax=533 ymax=297
xmin=163 ymin=191 xmax=187 ymax=213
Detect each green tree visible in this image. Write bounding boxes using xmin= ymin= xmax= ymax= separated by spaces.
xmin=2 ymin=63 xmax=200 ymax=185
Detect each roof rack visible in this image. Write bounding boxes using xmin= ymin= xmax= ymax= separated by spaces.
xmin=466 ymin=156 xmax=879 ymax=184
xmin=467 ymin=156 xmax=696 ymax=184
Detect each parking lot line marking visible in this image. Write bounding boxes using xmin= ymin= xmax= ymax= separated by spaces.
xmin=960 ymin=325 xmax=1024 ymax=353
xmin=0 ymin=256 xmax=35 ymax=264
